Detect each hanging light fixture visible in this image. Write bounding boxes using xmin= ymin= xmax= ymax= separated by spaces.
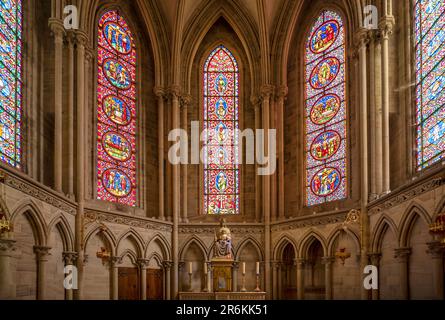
xmin=96 ymin=225 xmax=111 ymax=264
xmin=335 ymin=229 xmax=351 ymax=265
xmin=0 ymin=213 xmax=12 ymax=235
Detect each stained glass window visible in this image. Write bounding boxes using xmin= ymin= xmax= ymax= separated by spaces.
xmin=304 ymin=10 xmax=347 ymax=206
xmin=415 ymin=0 xmax=445 ymax=170
xmin=97 ymin=10 xmax=136 ymax=206
xmin=203 ymin=45 xmax=240 ymax=215
xmin=0 ymin=0 xmax=22 ymax=168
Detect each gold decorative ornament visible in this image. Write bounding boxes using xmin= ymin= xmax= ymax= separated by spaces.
xmin=429 ymin=212 xmax=445 ymax=247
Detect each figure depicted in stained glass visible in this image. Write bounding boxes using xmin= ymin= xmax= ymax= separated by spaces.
xmin=305 ymin=10 xmax=347 ymax=206
xmin=97 ymin=10 xmax=136 ymax=206
xmin=103 ymin=95 xmax=131 ymax=125
xmin=310 ymin=94 xmax=341 ymax=125
xmin=310 ymin=21 xmax=340 ymax=54
xmin=204 ymin=45 xmax=240 ymax=215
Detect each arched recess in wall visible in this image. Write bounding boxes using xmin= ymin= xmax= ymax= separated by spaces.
xmin=183 ymin=14 xmax=257 ymax=220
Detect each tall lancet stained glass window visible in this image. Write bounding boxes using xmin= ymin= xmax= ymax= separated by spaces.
xmin=97 ymin=10 xmax=136 ymax=206
xmin=203 ymin=45 xmax=240 ymax=215
xmin=304 ymin=10 xmax=347 ymax=206
xmin=0 ymin=0 xmax=22 ymax=168
xmin=415 ymin=0 xmax=445 ymax=170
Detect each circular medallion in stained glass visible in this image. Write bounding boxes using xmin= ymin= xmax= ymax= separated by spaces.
xmin=310 ymin=130 xmax=341 ymax=161
xmin=103 ymin=59 xmax=131 ymax=90
xmin=103 ymin=22 xmax=132 ymax=54
xmin=310 ymin=94 xmax=341 ymax=125
xmin=428 ymin=75 xmax=445 ymax=100
xmin=310 ymin=20 xmax=340 ymax=54
xmin=103 ymin=95 xmax=132 ymax=126
xmin=215 ymin=98 xmax=228 ymax=119
xmin=310 ymin=167 xmax=341 ymax=197
xmin=102 ymin=168 xmax=132 ymax=197
xmin=102 ymin=131 xmax=132 ymax=162
xmin=310 ymin=57 xmax=340 ymax=90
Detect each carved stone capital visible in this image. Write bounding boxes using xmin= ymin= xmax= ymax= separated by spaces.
xmin=62 ymin=251 xmax=78 ymax=265
xmin=178 ymin=261 xmax=185 ymax=271
xmin=153 ymin=87 xmax=166 ymax=99
xmin=137 ymin=258 xmax=150 ymax=269
xmin=260 ymin=85 xmax=275 ymax=101
xmin=250 ymin=95 xmax=261 ymax=107
xmin=394 ymin=247 xmax=411 ymax=262
xmin=354 ymin=28 xmax=370 ymax=50
xmin=74 ymin=30 xmax=89 ymax=48
xmin=167 ymin=85 xmax=182 ymax=99
xmin=48 ymin=18 xmax=65 ymax=39
xmin=294 ymin=258 xmax=306 ymax=267
xmin=232 ymin=261 xmax=239 ymax=270
xmin=322 ymin=256 xmax=336 ymax=265
xmin=275 ymin=86 xmax=288 ymax=100
xmin=0 ymin=238 xmax=16 ymax=255
xmin=378 ymin=16 xmax=395 ymax=39
xmin=34 ymin=246 xmax=52 ymax=261
xmin=271 ymin=261 xmax=282 ymax=269
xmin=368 ymin=252 xmax=381 ymax=266
xmin=180 ymin=94 xmax=193 ymax=107
xmin=110 ymin=256 xmax=123 ymax=266
xmin=162 ymin=260 xmax=173 ymax=270
xmin=427 ymin=241 xmax=444 ymax=259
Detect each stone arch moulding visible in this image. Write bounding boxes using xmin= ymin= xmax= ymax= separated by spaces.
xmin=10 ymin=198 xmax=48 ymax=247
xmin=147 ymin=252 xmax=164 ymax=267
xmin=47 ymin=214 xmax=75 ymax=252
xmin=297 ymin=229 xmax=328 ymax=259
xmin=370 ymin=214 xmax=398 ymax=253
xmin=80 ymin=0 xmax=168 ymax=87
xmin=179 ymin=235 xmax=208 ymax=261
xmin=119 ymin=248 xmax=139 ymax=264
xmin=273 ymin=0 xmax=363 ymax=85
xmin=83 ymin=223 xmax=117 ymax=255
xmin=116 ymin=228 xmax=146 ymax=258
xmin=145 ymin=233 xmax=172 ymax=261
xmin=273 ymin=235 xmax=298 ymax=260
xmin=398 ymin=202 xmax=433 ymax=248
xmin=234 ymin=237 xmax=264 ymax=261
xmin=326 ymin=225 xmax=361 ymax=256
xmin=180 ymin=0 xmax=260 ymax=96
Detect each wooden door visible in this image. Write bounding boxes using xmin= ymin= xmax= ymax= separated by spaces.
xmin=118 ymin=267 xmax=140 ymax=300
xmin=146 ymin=269 xmax=163 ymax=300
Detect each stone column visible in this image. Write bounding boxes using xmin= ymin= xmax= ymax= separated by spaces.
xmin=138 ymin=259 xmax=149 ymax=300
xmin=356 ymin=28 xmax=370 ymax=300
xmin=34 ymin=246 xmax=51 ymax=300
xmin=48 ymin=18 xmax=65 ymax=194
xmin=170 ymin=86 xmax=181 ymax=299
xmin=232 ymin=262 xmax=239 ymax=292
xmin=206 ymin=261 xmax=213 ymax=293
xmin=295 ymin=258 xmax=306 ymax=300
xmin=272 ymin=261 xmax=280 ymax=299
xmin=277 ymin=262 xmax=282 ymax=299
xmin=110 ymin=256 xmax=122 ymax=300
xmin=276 ymin=86 xmax=287 ymax=220
xmin=181 ymin=95 xmax=192 ymax=223
xmin=368 ymin=253 xmax=381 ymax=300
xmin=427 ymin=242 xmax=444 ymax=300
xmin=154 ymin=87 xmax=166 ymax=221
xmin=252 ymin=96 xmax=262 ymax=222
xmin=162 ymin=261 xmax=172 ymax=300
xmin=322 ymin=256 xmax=335 ymax=300
xmin=374 ymin=33 xmax=383 ymax=196
xmin=62 ymin=251 xmax=78 ymax=300
xmin=261 ymin=85 xmax=274 ymax=299
xmin=0 ymin=238 xmax=16 ymax=299
xmin=74 ymin=31 xmax=88 ymax=300
xmin=379 ymin=17 xmax=394 ymax=194
xmin=394 ymin=247 xmax=411 ymax=300
xmin=369 ymin=32 xmax=377 ymax=200
xmin=66 ymin=31 xmax=75 ymax=198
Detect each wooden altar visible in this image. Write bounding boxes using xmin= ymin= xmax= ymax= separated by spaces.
xmin=178 ymin=292 xmax=266 ymax=300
